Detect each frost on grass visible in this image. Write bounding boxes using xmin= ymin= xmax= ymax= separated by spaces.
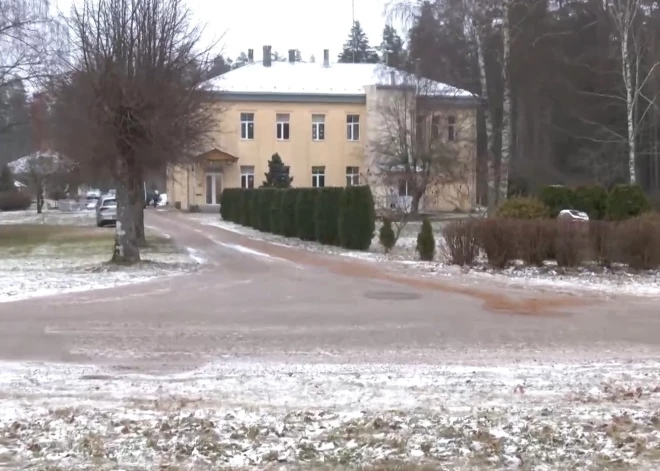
xmin=194 ymin=215 xmax=660 ymax=298
xmin=0 ymin=212 xmax=201 ymax=303
xmin=3 ymin=360 xmax=660 ymax=469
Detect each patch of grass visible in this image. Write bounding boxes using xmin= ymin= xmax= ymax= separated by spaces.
xmin=0 ymin=224 xmax=112 ymax=249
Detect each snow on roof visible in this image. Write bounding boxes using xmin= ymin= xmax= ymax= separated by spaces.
xmin=8 ymin=151 xmax=68 ymax=174
xmin=208 ymin=61 xmax=474 ymax=98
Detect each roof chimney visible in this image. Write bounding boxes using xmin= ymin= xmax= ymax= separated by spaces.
xmin=288 ymin=49 xmax=295 ymax=63
xmin=263 ymin=45 xmax=272 ymax=67
xmin=323 ymin=49 xmax=329 ymax=67
xmin=248 ymin=49 xmax=254 ymax=63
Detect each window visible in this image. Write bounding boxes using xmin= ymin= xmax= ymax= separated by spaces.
xmin=276 ymin=113 xmax=290 ymax=140
xmin=416 ymin=115 xmax=425 ymax=145
xmin=448 ymin=115 xmax=456 ymax=142
xmin=346 ymin=166 xmax=360 ymax=186
xmin=312 ymin=166 xmax=325 ymax=188
xmin=240 ymin=166 xmax=255 ymax=189
xmin=240 ymin=113 xmax=254 ymax=140
xmin=431 ymin=115 xmax=440 ymax=139
xmin=347 ymin=114 xmax=360 ymax=141
xmin=312 ymin=114 xmax=325 ymax=141
xmin=398 ymin=179 xmax=411 ymax=197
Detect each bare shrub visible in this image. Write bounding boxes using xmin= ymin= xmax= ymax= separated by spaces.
xmin=616 ymin=213 xmax=660 ymax=270
xmin=517 ymin=220 xmax=556 ymax=266
xmin=588 ymin=220 xmax=618 ymax=266
xmin=554 ymin=221 xmax=589 ymax=267
xmin=476 ymin=218 xmax=517 ymax=268
xmin=442 ymin=219 xmax=479 ymax=266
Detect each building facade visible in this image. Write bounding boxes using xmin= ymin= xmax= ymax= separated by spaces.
xmin=167 ymin=46 xmax=479 ymax=213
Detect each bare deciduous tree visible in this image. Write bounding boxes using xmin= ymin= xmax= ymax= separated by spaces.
xmin=368 ymin=77 xmax=476 ymax=218
xmin=50 ymin=0 xmax=218 ymax=263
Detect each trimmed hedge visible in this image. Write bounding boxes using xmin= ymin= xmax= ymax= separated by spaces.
xmin=220 ymin=188 xmax=242 ymax=222
xmin=270 ymin=189 xmax=284 ymax=235
xmin=338 ymin=185 xmax=375 ymax=251
xmin=296 ymin=188 xmax=317 ymax=241
xmin=246 ymin=189 xmax=259 ymax=228
xmin=280 ymin=189 xmax=298 ymax=237
xmin=607 ymin=184 xmax=651 ymax=221
xmin=379 ymin=217 xmax=396 ymax=253
xmin=215 ymin=186 xmax=376 ymax=252
xmin=0 ymin=191 xmax=31 ymax=211
xmin=315 ymin=187 xmax=343 ymax=245
xmin=258 ymin=188 xmax=276 ymax=232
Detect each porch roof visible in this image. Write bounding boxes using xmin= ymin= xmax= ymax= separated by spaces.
xmin=196 ymin=148 xmax=239 ymax=163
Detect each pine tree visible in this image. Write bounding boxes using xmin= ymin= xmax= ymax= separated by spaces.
xmin=380 ymin=25 xmax=406 ymax=69
xmin=338 ymin=21 xmax=380 ymax=64
xmin=416 ymin=218 xmax=436 ymax=261
xmin=379 ymin=217 xmax=396 ymax=253
xmin=262 ymin=153 xmax=293 ymax=188
xmin=0 ymin=164 xmax=15 ymax=192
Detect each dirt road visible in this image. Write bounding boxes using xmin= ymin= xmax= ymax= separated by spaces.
xmin=1 ymin=211 xmax=660 ymax=470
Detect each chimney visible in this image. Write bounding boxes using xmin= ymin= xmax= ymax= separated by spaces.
xmin=248 ymin=49 xmax=254 ymax=63
xmin=263 ymin=45 xmax=272 ymax=67
xmin=323 ymin=49 xmax=329 ymax=67
xmin=288 ymin=49 xmax=295 ymax=63
xmin=390 ymin=70 xmax=396 ymax=86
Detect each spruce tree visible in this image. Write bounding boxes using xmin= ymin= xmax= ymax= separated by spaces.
xmin=379 ymin=217 xmax=396 ymax=253
xmin=416 ymin=218 xmax=436 ymax=261
xmin=0 ymin=164 xmax=15 ymax=192
xmin=262 ymin=153 xmax=293 ymax=188
xmin=338 ymin=21 xmax=380 ymax=64
xmin=380 ymin=25 xmax=406 ymax=69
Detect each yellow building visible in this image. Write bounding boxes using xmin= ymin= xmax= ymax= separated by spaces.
xmin=167 ymin=46 xmax=479 ymax=213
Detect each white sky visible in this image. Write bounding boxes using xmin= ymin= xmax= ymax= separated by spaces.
xmin=56 ymin=0 xmax=396 ymax=62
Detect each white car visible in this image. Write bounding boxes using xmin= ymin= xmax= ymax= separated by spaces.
xmin=558 ymin=209 xmax=589 ymax=222
xmin=96 ymin=195 xmax=117 ymax=227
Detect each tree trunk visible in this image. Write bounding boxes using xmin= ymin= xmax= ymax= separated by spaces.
xmin=36 ymin=186 xmax=44 ymax=214
xmin=475 ymin=20 xmax=496 ymax=207
xmin=498 ymin=0 xmax=513 ymax=202
xmin=112 ymin=158 xmax=141 ymax=264
xmin=623 ymin=34 xmax=637 ymax=183
xmin=410 ymin=193 xmax=421 ymax=215
xmin=132 ymin=169 xmax=146 ymax=247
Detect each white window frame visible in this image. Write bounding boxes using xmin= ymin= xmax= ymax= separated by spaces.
xmin=312 ymin=114 xmax=325 ymax=141
xmin=347 ymin=114 xmax=360 ymax=141
xmin=346 ymin=166 xmax=360 ymax=186
xmin=312 ymin=166 xmax=325 ymax=188
xmin=240 ymin=166 xmax=255 ymax=189
xmin=276 ymin=113 xmax=290 ymax=140
xmin=240 ymin=112 xmax=254 ymax=140
xmin=448 ymin=115 xmax=456 ymax=142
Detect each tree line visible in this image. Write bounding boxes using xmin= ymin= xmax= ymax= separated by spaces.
xmin=392 ymin=0 xmax=660 ymax=205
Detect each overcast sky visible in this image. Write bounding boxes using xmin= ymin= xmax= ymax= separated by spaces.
xmin=56 ymin=0 xmax=396 ymax=62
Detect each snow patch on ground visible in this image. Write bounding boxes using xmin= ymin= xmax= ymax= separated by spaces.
xmin=192 ymin=215 xmax=660 ymax=298
xmin=2 ymin=359 xmax=660 ymax=469
xmin=0 ymin=211 xmax=201 ymax=303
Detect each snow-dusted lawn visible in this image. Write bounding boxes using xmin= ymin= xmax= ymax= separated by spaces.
xmin=0 ymin=210 xmax=199 ymax=303
xmin=190 ymin=214 xmax=660 ymax=298
xmin=2 ymin=359 xmax=660 ymax=469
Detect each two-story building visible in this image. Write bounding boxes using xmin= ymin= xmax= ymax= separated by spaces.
xmin=167 ymin=46 xmax=479 ymax=213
